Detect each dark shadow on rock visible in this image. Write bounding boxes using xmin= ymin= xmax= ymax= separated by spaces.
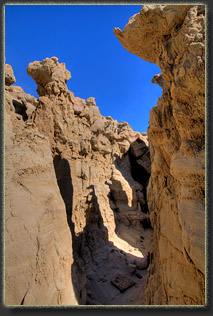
xmin=53 ymin=155 xmax=92 ymax=304
xmin=113 ymin=138 xmax=151 ymax=215
xmin=53 ymin=152 xmax=152 ymax=305
xmin=129 ymin=139 xmax=150 ymax=214
xmin=107 ymin=138 xmax=152 ymax=243
xmin=53 ymin=155 xmax=81 ymax=303
xmin=12 ymin=99 xmax=28 ymax=121
xmin=129 ymin=139 xmax=150 ymax=187
xmin=53 ymin=156 xmax=108 ymax=304
xmin=70 ymin=184 xmax=111 ymax=305
xmin=70 ymin=184 xmax=150 ymax=305
xmin=106 ymin=176 xmax=152 ymax=252
xmin=76 ymin=186 xmax=150 ymax=305
xmin=77 ymin=185 xmax=109 ymax=260
xmin=53 ymin=155 xmax=74 ymax=234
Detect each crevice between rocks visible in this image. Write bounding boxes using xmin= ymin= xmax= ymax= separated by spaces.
xmin=52 ymin=140 xmax=153 ymax=305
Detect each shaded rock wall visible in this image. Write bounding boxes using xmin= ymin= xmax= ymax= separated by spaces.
xmin=5 ymin=58 xmax=151 ymax=305
xmin=114 ymin=4 xmax=205 ymax=305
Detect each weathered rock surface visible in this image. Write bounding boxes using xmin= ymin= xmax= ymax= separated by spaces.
xmin=114 ymin=4 xmax=205 ymax=305
xmin=5 ymin=59 xmax=152 ymax=306
xmin=5 ymin=64 xmax=16 ymax=86
xmin=27 ymin=56 xmax=71 ymax=97
xmin=5 ymin=70 xmax=78 ymax=305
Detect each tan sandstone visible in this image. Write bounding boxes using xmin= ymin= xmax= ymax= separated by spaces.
xmin=114 ymin=4 xmax=205 ymax=305
xmin=5 ymin=4 xmax=205 ymax=306
xmin=5 ymin=72 xmax=78 ymax=305
xmin=5 ymin=57 xmax=152 ymax=306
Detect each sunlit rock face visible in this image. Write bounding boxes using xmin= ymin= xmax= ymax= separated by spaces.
xmin=5 ymin=59 xmax=152 ymax=306
xmin=4 ymin=64 xmax=78 ymax=306
xmin=5 ymin=64 xmax=16 ymax=86
xmin=114 ymin=4 xmax=205 ymax=305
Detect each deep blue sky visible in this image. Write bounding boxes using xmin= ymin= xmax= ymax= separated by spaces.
xmin=5 ymin=5 xmax=162 ymax=133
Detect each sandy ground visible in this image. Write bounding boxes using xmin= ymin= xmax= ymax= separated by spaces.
xmin=84 ymin=223 xmax=153 ymax=305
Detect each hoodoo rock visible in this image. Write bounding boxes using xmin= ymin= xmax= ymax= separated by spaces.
xmin=27 ymin=57 xmax=71 ymax=97
xmin=114 ymin=4 xmax=205 ymax=305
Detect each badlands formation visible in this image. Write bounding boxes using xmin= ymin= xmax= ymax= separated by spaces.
xmin=5 ymin=4 xmax=205 ymax=306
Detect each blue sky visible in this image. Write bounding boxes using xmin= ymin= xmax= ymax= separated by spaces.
xmin=5 ymin=4 xmax=162 ymax=133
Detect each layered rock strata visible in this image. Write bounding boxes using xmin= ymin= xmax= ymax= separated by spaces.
xmin=114 ymin=4 xmax=205 ymax=305
xmin=5 ymin=58 xmax=152 ymax=305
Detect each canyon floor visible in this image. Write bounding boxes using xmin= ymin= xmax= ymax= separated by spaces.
xmin=83 ymin=223 xmax=153 ymax=305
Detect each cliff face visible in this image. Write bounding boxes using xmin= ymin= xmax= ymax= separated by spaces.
xmin=5 ymin=67 xmax=78 ymax=305
xmin=5 ymin=58 xmax=152 ymax=305
xmin=114 ymin=4 xmax=205 ymax=305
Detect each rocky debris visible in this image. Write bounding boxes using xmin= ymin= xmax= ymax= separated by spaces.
xmin=5 ymin=64 xmax=16 ymax=85
xmin=5 ymin=59 xmax=152 ymax=306
xmin=111 ymin=273 xmax=136 ymax=292
xmin=115 ymin=4 xmax=205 ymax=305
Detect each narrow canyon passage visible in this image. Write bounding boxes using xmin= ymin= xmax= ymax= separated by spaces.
xmin=5 ymin=55 xmax=155 ymax=305
xmin=53 ymin=138 xmax=153 ymax=305
xmin=5 ymin=3 xmax=205 ymax=304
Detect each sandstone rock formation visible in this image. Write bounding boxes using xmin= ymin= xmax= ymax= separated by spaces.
xmin=5 ymin=4 xmax=205 ymax=306
xmin=114 ymin=4 xmax=205 ymax=305
xmin=5 ymin=68 xmax=78 ymax=306
xmin=5 ymin=58 xmax=152 ymax=306
xmin=5 ymin=64 xmax=16 ymax=86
